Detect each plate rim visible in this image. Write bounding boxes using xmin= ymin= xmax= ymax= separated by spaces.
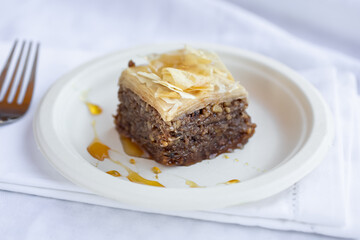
xmin=33 ymin=43 xmax=334 ymax=210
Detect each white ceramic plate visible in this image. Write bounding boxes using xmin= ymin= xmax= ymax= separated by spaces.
xmin=34 ymin=43 xmax=333 ymax=211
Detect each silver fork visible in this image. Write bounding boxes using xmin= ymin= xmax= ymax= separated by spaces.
xmin=0 ymin=40 xmax=40 ymax=125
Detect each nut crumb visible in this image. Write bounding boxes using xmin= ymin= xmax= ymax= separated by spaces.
xmin=212 ymin=105 xmax=223 ymax=113
xmin=149 ymin=134 xmax=155 ymax=142
xmin=128 ymin=60 xmax=135 ymax=67
xmin=160 ymin=141 xmax=168 ymax=147
xmin=246 ymin=128 xmax=252 ymax=134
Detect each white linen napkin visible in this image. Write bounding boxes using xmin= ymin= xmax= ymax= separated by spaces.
xmin=0 ymin=42 xmax=358 ymax=238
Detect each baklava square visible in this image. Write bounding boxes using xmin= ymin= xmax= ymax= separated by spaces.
xmin=115 ymin=47 xmax=256 ymax=166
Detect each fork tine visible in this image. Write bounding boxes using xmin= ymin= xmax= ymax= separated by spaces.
xmin=2 ymin=41 xmax=25 ymax=102
xmin=13 ymin=42 xmax=32 ymax=104
xmin=22 ymin=43 xmax=40 ymax=106
xmin=0 ymin=40 xmax=18 ymax=91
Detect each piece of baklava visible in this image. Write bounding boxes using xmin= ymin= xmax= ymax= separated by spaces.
xmin=115 ymin=47 xmax=256 ymax=166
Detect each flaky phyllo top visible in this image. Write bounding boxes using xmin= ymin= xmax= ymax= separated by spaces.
xmin=119 ymin=46 xmax=248 ymax=121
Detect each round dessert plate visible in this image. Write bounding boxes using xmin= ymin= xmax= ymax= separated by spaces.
xmin=34 ymin=43 xmax=333 ymax=211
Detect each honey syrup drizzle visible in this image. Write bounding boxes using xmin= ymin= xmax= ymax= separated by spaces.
xmin=86 ymin=102 xmax=102 ymax=115
xmin=87 ymin=121 xmax=110 ymax=161
xmin=224 ymin=179 xmax=240 ymax=185
xmin=106 ymin=170 xmax=121 ymax=177
xmin=109 ymin=158 xmax=164 ymax=187
xmin=81 ymin=91 xmax=102 ymax=115
xmin=120 ymin=135 xmax=145 ymax=157
xmin=87 ymin=121 xmax=164 ymax=187
xmin=87 ymin=141 xmax=111 ymax=161
xmin=151 ymin=167 xmax=161 ymax=174
xmin=151 ymin=167 xmax=161 ymax=180
xmin=185 ymin=180 xmax=203 ymax=188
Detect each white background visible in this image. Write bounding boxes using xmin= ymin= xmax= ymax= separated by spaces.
xmin=1 ymin=0 xmax=359 ymax=239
